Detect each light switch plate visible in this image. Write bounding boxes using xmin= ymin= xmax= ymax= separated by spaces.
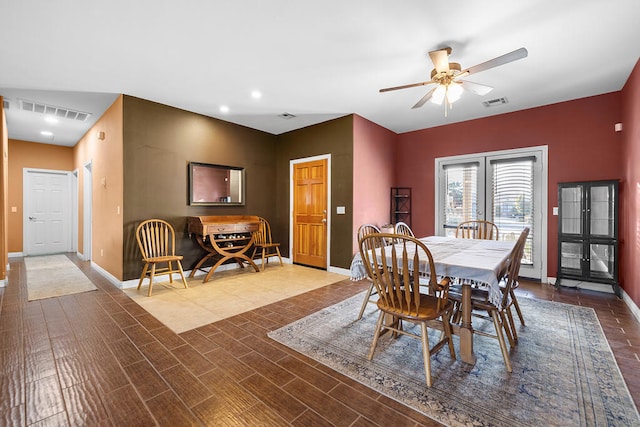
xmin=336 ymin=206 xmax=345 ymax=214
xmin=553 ymin=207 xmax=558 ymax=216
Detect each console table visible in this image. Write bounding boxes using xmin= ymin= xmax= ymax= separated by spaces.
xmin=187 ymin=215 xmax=261 ymax=283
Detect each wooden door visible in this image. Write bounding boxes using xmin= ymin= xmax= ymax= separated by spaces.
xmin=293 ymin=159 xmax=327 ymax=268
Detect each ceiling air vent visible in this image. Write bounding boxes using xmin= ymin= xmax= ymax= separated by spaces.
xmin=18 ymin=99 xmax=92 ymax=121
xmin=482 ymin=97 xmax=508 ymax=108
xmin=278 ymin=112 xmax=296 ymax=119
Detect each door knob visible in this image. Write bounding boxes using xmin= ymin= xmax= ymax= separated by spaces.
xmin=29 ymin=216 xmax=36 ymax=220
xmin=322 ymin=218 xmax=327 ymax=223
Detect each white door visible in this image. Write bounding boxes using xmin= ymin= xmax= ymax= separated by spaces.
xmin=24 ymin=169 xmax=72 ymax=256
xmin=436 ymin=147 xmax=547 ymax=280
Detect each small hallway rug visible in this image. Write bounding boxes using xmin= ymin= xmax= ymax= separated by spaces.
xmin=25 ymin=254 xmax=97 ymax=301
xmin=268 ymin=293 xmax=640 ymax=427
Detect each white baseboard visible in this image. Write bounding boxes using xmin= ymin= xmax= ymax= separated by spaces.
xmin=622 ymin=289 xmax=640 ymax=325
xmin=8 ymin=252 xmax=24 ymax=258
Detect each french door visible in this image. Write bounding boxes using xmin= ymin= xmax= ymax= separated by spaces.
xmin=435 ymin=147 xmax=547 ymax=279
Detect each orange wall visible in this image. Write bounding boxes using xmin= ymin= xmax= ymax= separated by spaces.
xmin=7 ymin=139 xmax=74 ymax=252
xmin=396 ymin=92 xmax=623 ymax=283
xmin=352 ymin=114 xmax=396 ymax=253
xmin=73 ymin=95 xmax=124 ymax=280
xmin=1 ymin=97 xmax=8 ymax=282
xmin=621 ymin=59 xmax=640 ymax=306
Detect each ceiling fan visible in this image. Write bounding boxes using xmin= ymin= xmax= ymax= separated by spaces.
xmin=380 ymin=47 xmax=528 ymax=115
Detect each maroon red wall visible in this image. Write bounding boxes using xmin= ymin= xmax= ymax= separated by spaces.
xmin=395 ymin=92 xmax=623 ymax=281
xmin=620 ymin=60 xmax=640 ymax=304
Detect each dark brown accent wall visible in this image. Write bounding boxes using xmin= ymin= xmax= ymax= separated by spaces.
xmin=122 ymin=96 xmax=277 ymax=280
xmin=276 ymin=116 xmax=354 ymax=269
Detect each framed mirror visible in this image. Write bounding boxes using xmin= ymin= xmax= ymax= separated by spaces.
xmin=188 ymin=161 xmax=245 ymax=206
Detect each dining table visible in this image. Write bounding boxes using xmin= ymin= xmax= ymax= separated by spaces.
xmin=351 ymin=235 xmax=517 ymax=365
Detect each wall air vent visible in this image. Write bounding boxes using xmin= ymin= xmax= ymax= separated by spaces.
xmin=278 ymin=112 xmax=296 ymax=119
xmin=482 ymin=97 xmax=508 ymax=108
xmin=18 ymin=99 xmax=92 ymax=121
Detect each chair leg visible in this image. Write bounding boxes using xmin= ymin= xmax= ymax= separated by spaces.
xmin=137 ymin=263 xmax=149 ymax=290
xmin=177 ymin=261 xmax=188 ymax=289
xmin=420 ymin=322 xmax=433 ymax=387
xmin=356 ymin=283 xmax=375 ymax=320
xmin=167 ymin=261 xmax=174 ymax=283
xmin=443 ymin=311 xmax=456 ymax=359
xmin=499 ymin=310 xmax=515 ymax=348
xmin=491 ymin=310 xmax=512 ymax=373
xmin=505 ymin=306 xmax=518 ymax=344
xmin=511 ymin=289 xmax=525 ymax=325
xmin=148 ymin=263 xmax=156 ymax=297
xmin=275 ymin=247 xmax=283 ymax=266
xmin=261 ymin=251 xmax=267 ymax=271
xmin=368 ymin=310 xmax=386 ymax=360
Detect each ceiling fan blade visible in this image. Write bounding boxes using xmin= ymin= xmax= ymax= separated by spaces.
xmin=379 ymin=81 xmax=433 ymax=92
xmin=428 ymin=48 xmax=451 ymax=74
xmin=412 ymin=87 xmax=437 ymax=109
xmin=460 ymin=80 xmax=494 ymax=96
xmin=458 ymin=47 xmax=528 ymax=77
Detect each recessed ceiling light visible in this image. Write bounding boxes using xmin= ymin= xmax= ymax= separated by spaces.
xmin=219 ymin=105 xmax=230 ymax=113
xmin=40 ymin=131 xmax=53 ymax=136
xmin=44 ymin=116 xmax=59 ymax=124
xmin=251 ymin=90 xmax=262 ymax=99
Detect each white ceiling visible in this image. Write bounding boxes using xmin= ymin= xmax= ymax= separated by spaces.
xmin=1 ymin=1 xmax=639 ymax=147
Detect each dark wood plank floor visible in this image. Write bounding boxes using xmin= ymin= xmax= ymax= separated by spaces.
xmin=1 ymin=256 xmax=638 ymax=426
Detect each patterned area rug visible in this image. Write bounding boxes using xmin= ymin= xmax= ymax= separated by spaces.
xmin=25 ymin=254 xmax=96 ymax=301
xmin=268 ymin=293 xmax=639 ymax=427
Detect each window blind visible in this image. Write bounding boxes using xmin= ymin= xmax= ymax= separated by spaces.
xmin=492 ymin=158 xmax=534 ymax=264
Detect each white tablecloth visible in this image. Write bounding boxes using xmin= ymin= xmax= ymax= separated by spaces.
xmin=351 ymin=236 xmax=516 ymax=308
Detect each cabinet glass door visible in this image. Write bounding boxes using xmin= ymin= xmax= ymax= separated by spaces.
xmin=589 ymin=184 xmax=615 ymax=238
xmin=589 ymin=243 xmax=615 ymax=280
xmin=559 ymin=241 xmax=583 ymax=275
xmin=560 ymin=185 xmax=583 ymax=235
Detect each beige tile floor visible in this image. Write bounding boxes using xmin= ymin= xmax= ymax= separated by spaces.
xmin=124 ymin=264 xmax=348 ymax=333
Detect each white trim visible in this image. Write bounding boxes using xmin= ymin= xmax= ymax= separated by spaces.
xmin=71 ymin=169 xmax=78 ymax=253
xmin=328 ymin=266 xmax=350 ymax=276
xmin=434 ymin=145 xmax=548 ymax=282
xmin=289 ymin=154 xmax=332 ymax=269
xmin=622 ymin=289 xmax=640 ymax=325
xmin=83 ymin=161 xmax=92 ymax=261
xmin=8 ymin=252 xmax=24 ymax=258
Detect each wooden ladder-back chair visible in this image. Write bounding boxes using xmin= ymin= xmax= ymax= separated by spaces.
xmin=359 ymin=233 xmax=456 ymax=387
xmin=456 ymin=220 xmax=499 ymax=240
xmin=355 ymin=224 xmax=382 ymax=320
xmin=251 ymin=217 xmax=283 ymax=270
xmin=136 ymin=219 xmax=188 ymax=297
xmin=449 ymin=227 xmax=530 ymax=373
xmin=499 ymin=227 xmax=530 ymax=339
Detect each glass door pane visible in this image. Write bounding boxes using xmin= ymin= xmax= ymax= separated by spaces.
xmin=560 ymin=241 xmax=583 ymax=276
xmin=589 ymin=243 xmax=615 ymax=280
xmin=441 ymin=162 xmax=481 ymax=237
xmin=560 ymin=186 xmax=583 ymax=235
xmin=589 ymin=184 xmax=615 ymax=238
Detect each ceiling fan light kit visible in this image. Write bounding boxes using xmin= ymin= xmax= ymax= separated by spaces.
xmin=380 ymin=46 xmax=528 ymax=116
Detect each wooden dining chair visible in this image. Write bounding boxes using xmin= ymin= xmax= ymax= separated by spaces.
xmin=448 ymin=227 xmax=529 ymax=373
xmin=251 ymin=217 xmax=283 ymax=270
xmin=355 ymin=224 xmax=383 ymax=320
xmin=136 ymin=219 xmax=188 ymax=297
xmin=394 ymin=221 xmax=414 ymax=237
xmin=499 ymin=228 xmax=530 ymax=338
xmin=359 ymin=233 xmax=456 ymax=387
xmin=455 ymin=220 xmax=499 ymax=240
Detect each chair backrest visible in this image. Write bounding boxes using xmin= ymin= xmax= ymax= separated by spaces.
xmin=254 ymin=217 xmax=274 ymax=245
xmin=357 ymin=223 xmax=381 ymax=242
xmin=456 ymin=220 xmax=499 ymax=240
xmin=394 ymin=222 xmax=414 ymax=237
xmin=499 ymin=227 xmax=530 ymax=308
xmin=136 ymin=219 xmax=177 ymax=260
xmin=359 ymin=233 xmax=449 ymax=314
